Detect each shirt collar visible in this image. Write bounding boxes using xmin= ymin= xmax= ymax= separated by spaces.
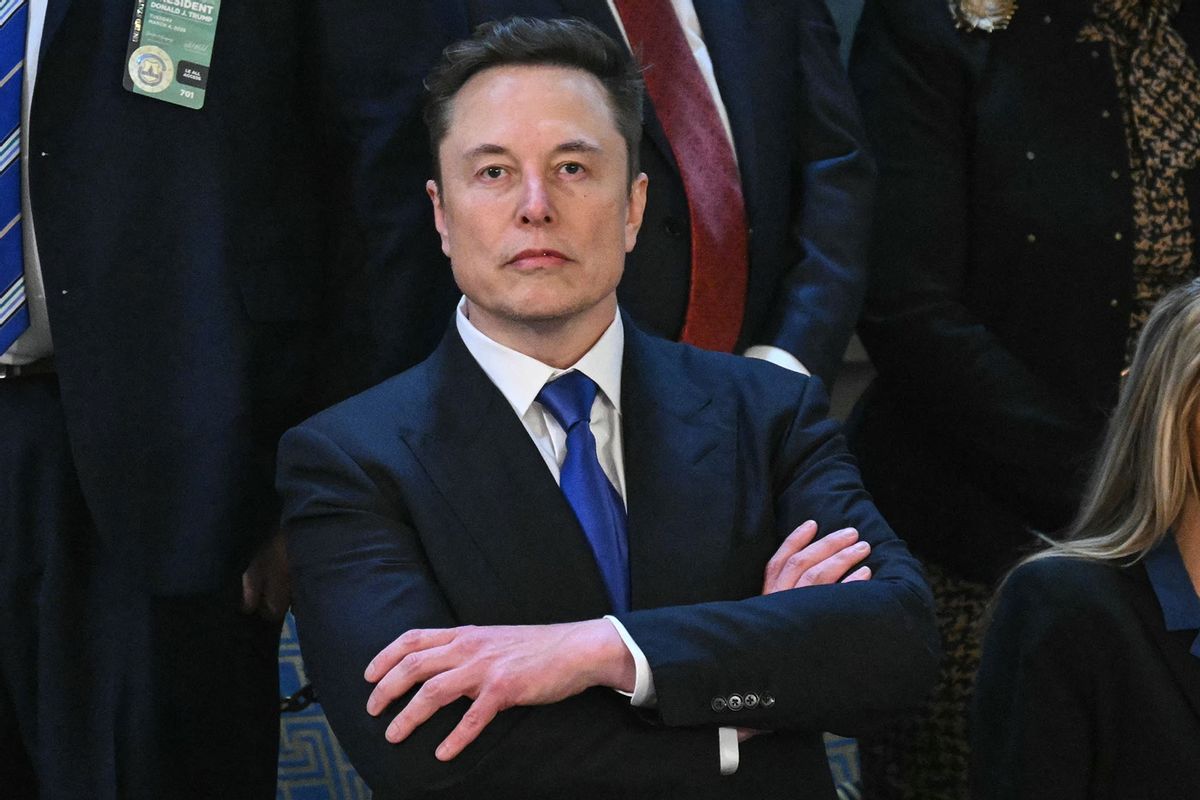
xmin=455 ymin=296 xmax=624 ymax=419
xmin=1144 ymin=531 xmax=1200 ymax=659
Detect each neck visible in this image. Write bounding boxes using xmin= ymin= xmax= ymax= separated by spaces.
xmin=465 ymin=298 xmax=617 ymax=369
xmin=1176 ymin=491 xmax=1200 ymax=595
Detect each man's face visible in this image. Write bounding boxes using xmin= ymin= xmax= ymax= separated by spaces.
xmin=427 ymin=64 xmax=648 ymax=336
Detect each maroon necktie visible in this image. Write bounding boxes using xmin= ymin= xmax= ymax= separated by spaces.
xmin=613 ymin=0 xmax=749 ymax=352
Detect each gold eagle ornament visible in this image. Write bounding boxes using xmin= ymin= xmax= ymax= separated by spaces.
xmin=949 ymin=0 xmax=1018 ymax=31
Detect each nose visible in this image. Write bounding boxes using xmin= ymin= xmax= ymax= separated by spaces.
xmin=518 ymin=175 xmax=555 ymax=226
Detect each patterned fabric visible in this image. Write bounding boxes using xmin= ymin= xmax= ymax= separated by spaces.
xmin=0 ymin=0 xmax=27 ymax=354
xmin=1080 ymin=0 xmax=1200 ymax=363
xmin=612 ymin=0 xmax=749 ymax=352
xmin=858 ymin=564 xmax=989 ymax=800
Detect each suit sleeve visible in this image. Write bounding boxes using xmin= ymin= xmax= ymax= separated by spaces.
xmin=848 ymin=0 xmax=1098 ymax=523
xmin=278 ymin=423 xmax=723 ymax=798
xmin=754 ymin=0 xmax=875 ymax=386
xmin=614 ymin=375 xmax=940 ymax=736
xmin=971 ymin=561 xmax=1096 ymax=800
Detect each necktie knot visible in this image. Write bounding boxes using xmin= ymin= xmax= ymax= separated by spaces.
xmin=536 ymin=370 xmax=598 ymax=434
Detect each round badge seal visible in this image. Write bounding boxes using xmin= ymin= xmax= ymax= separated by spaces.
xmin=128 ymin=45 xmax=175 ymax=94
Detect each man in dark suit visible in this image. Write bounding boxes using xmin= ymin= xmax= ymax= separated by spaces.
xmin=279 ymin=18 xmax=935 ymax=798
xmin=315 ymin=0 xmax=873 ymax=396
xmin=0 ymin=3 xmax=330 ymax=797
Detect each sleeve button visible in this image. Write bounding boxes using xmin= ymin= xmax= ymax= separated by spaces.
xmin=711 ymin=696 xmax=727 ymax=712
xmin=727 ymin=694 xmax=743 ymax=711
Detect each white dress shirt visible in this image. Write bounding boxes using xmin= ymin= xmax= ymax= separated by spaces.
xmin=455 ymin=298 xmax=740 ymax=774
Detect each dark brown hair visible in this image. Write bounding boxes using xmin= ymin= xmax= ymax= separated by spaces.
xmin=423 ymin=16 xmax=644 ymax=186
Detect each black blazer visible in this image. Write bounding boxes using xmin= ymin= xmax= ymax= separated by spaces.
xmin=972 ymin=557 xmax=1200 ymax=799
xmin=29 ymin=0 xmax=330 ymax=592
xmin=311 ymin=0 xmax=875 ymax=391
xmin=847 ymin=0 xmax=1200 ymax=582
xmin=277 ymin=319 xmax=939 ymax=799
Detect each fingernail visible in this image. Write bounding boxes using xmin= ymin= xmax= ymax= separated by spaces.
xmin=854 ymin=541 xmax=870 ymax=550
xmin=435 ymin=743 xmax=450 ymax=760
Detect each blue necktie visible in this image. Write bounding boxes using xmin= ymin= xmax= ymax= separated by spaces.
xmin=536 ymin=371 xmax=631 ymax=613
xmin=0 ymin=0 xmax=27 ymax=353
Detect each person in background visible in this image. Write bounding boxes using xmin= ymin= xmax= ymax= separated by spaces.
xmin=314 ymin=0 xmax=874 ymax=396
xmin=973 ymin=277 xmax=1200 ymax=799
xmin=0 ymin=3 xmax=330 ymax=796
xmin=278 ymin=17 xmax=938 ymax=799
xmin=847 ymin=0 xmax=1200 ymax=796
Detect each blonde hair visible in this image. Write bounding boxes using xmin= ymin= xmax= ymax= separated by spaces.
xmin=1029 ymin=277 xmax=1200 ymax=565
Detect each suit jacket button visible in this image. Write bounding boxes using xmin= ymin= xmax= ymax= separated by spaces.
xmin=727 ymin=694 xmax=743 ymax=711
xmin=744 ymin=693 xmax=759 ymax=709
xmin=711 ymin=696 xmax=727 ymax=712
xmin=760 ymin=693 xmax=775 ymax=708
xmin=663 ymin=217 xmax=684 ymax=238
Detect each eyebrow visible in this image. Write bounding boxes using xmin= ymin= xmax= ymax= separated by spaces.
xmin=462 ymin=139 xmax=603 ymax=160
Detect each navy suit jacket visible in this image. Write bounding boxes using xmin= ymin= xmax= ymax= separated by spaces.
xmin=277 ymin=318 xmax=938 ymax=799
xmin=313 ymin=0 xmax=874 ymax=393
xmin=973 ymin=557 xmax=1200 ymax=799
xmin=29 ymin=0 xmax=329 ymax=592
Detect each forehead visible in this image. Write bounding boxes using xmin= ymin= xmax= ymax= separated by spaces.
xmin=444 ymin=64 xmax=620 ymax=148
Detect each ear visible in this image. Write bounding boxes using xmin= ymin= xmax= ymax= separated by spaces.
xmin=427 ymin=179 xmax=451 ymax=257
xmin=624 ymin=172 xmax=649 ymax=253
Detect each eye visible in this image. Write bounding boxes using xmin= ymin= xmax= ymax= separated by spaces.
xmin=479 ymin=165 xmax=507 ymax=180
xmin=559 ymin=162 xmax=585 ymax=176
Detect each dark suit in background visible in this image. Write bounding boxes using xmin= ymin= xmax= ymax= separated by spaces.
xmin=313 ymin=0 xmax=874 ymax=392
xmin=848 ymin=0 xmax=1200 ymax=585
xmin=0 ymin=2 xmax=332 ymax=796
xmin=973 ymin=556 xmax=1200 ymax=799
xmin=846 ymin=1 xmax=1200 ymax=796
xmin=277 ymin=320 xmax=940 ymax=799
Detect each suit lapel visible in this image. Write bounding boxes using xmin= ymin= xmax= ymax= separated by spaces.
xmin=39 ymin=0 xmax=73 ymax=65
xmin=620 ymin=321 xmax=736 ymax=609
xmin=1134 ymin=567 xmax=1200 ymax=725
xmin=400 ymin=330 xmax=613 ymax=623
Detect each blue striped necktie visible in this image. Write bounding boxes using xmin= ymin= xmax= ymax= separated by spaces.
xmin=536 ymin=370 xmax=631 ymax=613
xmin=0 ymin=0 xmax=26 ymax=353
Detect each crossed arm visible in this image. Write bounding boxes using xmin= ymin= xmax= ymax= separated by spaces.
xmin=363 ymin=521 xmax=874 ymax=761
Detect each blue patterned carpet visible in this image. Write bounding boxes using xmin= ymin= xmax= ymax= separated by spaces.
xmin=276 ymin=614 xmax=860 ymax=798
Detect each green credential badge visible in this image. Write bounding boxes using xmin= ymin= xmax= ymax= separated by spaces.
xmin=123 ymin=0 xmax=221 ymax=109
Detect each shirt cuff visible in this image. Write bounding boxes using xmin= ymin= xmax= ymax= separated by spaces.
xmin=718 ymin=726 xmax=740 ymax=775
xmin=743 ymin=344 xmax=809 ymax=376
xmin=603 ymin=615 xmax=656 ymax=707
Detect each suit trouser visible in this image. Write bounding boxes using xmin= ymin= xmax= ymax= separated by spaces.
xmin=0 ymin=375 xmax=280 ymax=799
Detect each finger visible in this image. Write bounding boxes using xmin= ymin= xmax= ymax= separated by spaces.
xmin=385 ymin=672 xmax=466 ymax=744
xmin=368 ymin=644 xmax=459 ymax=716
xmin=366 ymin=627 xmax=459 ymax=683
xmin=435 ymin=695 xmax=503 ymax=761
xmin=841 ymin=565 xmax=872 ymax=583
xmin=762 ymin=521 xmax=818 ymax=593
xmin=772 ymin=527 xmax=859 ymax=593
xmin=241 ymin=571 xmax=259 ymax=614
xmin=796 ymin=540 xmax=871 ymax=588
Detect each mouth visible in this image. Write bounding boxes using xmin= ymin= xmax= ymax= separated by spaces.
xmin=507 ymin=249 xmax=571 ymax=269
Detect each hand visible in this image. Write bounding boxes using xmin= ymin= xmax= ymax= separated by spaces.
xmin=760 ymin=520 xmax=872 ymax=595
xmin=241 ymin=530 xmax=291 ymax=621
xmin=364 ymin=620 xmax=634 ymax=761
